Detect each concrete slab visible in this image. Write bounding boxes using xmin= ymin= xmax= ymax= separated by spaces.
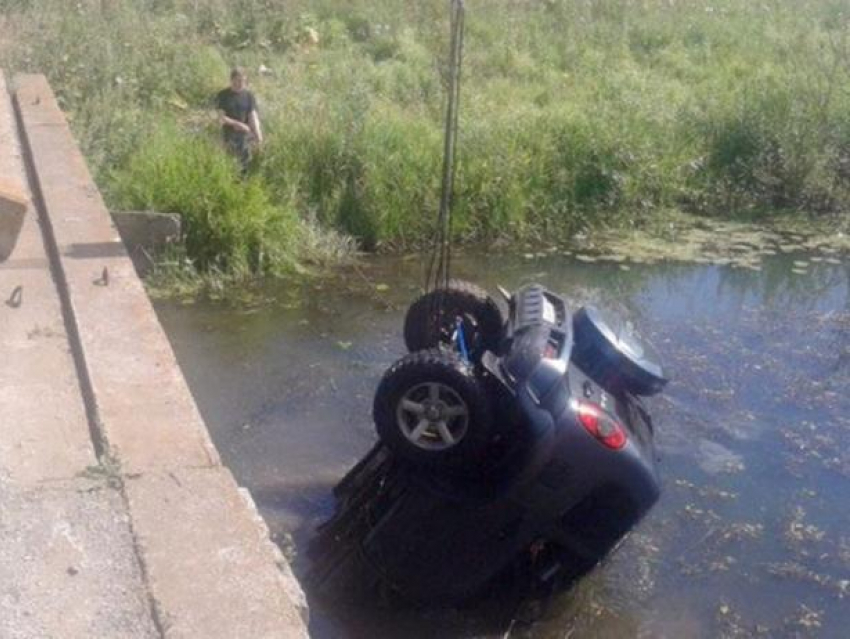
xmin=0 ymin=71 xmax=96 ymax=484
xmin=125 ymin=467 xmax=309 ymax=639
xmin=0 ymin=476 xmax=158 ymax=639
xmin=111 ymin=210 xmax=181 ymax=250
xmin=13 ymin=74 xmax=220 ymax=475
xmin=111 ymin=210 xmax=181 ymax=276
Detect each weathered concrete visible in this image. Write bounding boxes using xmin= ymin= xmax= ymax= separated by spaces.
xmin=0 ymin=179 xmax=26 ymax=262
xmin=111 ymin=210 xmax=181 ymax=277
xmin=1 ymin=69 xmax=160 ymax=639
xmin=125 ymin=468 xmax=308 ymax=639
xmin=111 ymin=210 xmax=181 ymax=250
xmin=15 ymin=74 xmax=220 ymax=474
xmin=0 ymin=71 xmax=96 ymax=485
xmin=0 ymin=476 xmax=159 ymax=639
xmin=8 ymin=71 xmax=310 ymax=638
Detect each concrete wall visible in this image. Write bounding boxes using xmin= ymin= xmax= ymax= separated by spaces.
xmin=1 ymin=71 xmax=309 ymax=638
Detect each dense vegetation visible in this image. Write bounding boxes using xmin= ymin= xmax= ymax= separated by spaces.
xmin=2 ymin=0 xmax=849 ymax=279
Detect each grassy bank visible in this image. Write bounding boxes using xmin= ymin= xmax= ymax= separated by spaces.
xmin=2 ymin=0 xmax=849 ymax=280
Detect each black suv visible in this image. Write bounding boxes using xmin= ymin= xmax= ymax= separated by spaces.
xmin=308 ymin=281 xmax=667 ymax=604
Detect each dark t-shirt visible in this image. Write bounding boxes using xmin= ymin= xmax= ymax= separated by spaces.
xmin=216 ymin=88 xmax=257 ymax=139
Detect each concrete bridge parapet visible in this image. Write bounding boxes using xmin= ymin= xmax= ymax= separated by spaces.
xmin=0 ymin=71 xmax=309 ymax=638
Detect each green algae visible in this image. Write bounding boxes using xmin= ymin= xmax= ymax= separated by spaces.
xmin=572 ymin=214 xmax=849 ymax=270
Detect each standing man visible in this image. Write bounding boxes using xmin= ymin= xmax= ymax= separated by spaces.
xmin=216 ymin=67 xmax=263 ymax=173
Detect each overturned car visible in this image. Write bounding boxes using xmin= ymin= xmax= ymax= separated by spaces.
xmin=308 ymin=281 xmax=667 ymax=605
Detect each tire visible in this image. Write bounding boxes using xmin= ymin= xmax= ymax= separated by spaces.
xmin=373 ymin=349 xmax=493 ymax=468
xmin=403 ymin=280 xmax=504 ymax=362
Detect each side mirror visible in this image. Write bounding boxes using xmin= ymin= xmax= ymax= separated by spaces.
xmin=0 ymin=181 xmax=27 ymax=263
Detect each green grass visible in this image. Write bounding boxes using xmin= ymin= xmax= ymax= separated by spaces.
xmin=108 ymin=127 xmax=301 ymax=275
xmin=2 ymin=0 xmax=850 ymax=282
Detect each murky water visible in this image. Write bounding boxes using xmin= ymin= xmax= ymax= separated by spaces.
xmin=155 ymin=251 xmax=850 ymax=638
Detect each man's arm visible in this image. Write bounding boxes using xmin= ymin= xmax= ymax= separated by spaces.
xmin=249 ymin=109 xmax=263 ymax=145
xmin=217 ymin=109 xmax=251 ymax=133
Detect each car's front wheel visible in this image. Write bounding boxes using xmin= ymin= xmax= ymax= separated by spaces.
xmin=373 ymin=349 xmax=493 ymax=468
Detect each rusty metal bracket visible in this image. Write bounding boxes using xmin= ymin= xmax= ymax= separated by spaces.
xmin=93 ymin=266 xmax=109 ymax=286
xmin=6 ymin=284 xmax=22 ymax=308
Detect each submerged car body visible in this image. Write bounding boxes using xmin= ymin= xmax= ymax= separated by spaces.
xmin=308 ymin=283 xmax=665 ymax=604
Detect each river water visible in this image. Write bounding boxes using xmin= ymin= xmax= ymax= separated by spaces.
xmin=155 ymin=250 xmax=850 ymax=638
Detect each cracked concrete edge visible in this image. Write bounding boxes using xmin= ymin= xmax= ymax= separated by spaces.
xmin=237 ymin=486 xmax=310 ymax=624
xmin=124 ymin=468 xmax=309 ymax=639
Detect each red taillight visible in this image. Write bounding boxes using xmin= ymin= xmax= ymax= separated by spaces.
xmin=576 ymin=401 xmax=627 ymax=450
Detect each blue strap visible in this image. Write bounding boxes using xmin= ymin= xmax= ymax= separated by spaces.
xmin=456 ymin=318 xmax=470 ymax=362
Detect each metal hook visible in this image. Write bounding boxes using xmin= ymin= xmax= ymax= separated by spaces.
xmin=6 ymin=285 xmax=22 ymax=308
xmin=93 ymin=267 xmax=109 ymax=287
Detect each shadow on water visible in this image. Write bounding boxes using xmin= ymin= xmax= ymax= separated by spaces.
xmin=154 ymin=250 xmax=850 ymax=638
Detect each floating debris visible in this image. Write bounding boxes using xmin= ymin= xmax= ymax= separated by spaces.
xmin=734 ymin=262 xmax=762 ymax=271
xmin=697 ymin=439 xmax=745 ymax=475
xmin=839 ymin=537 xmax=850 ymax=568
xmin=785 ymin=506 xmax=825 ymax=544
xmin=714 ymin=599 xmax=770 ymax=637
xmin=597 ymin=253 xmax=628 ymax=263
xmin=784 ymin=604 xmax=823 ymax=631
xmin=765 ymin=561 xmax=849 ymax=598
xmin=584 ymin=213 xmax=847 ymax=269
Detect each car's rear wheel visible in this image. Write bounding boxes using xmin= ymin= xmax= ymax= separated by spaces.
xmin=403 ymin=280 xmax=504 ymax=362
xmin=373 ymin=349 xmax=493 ymax=467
